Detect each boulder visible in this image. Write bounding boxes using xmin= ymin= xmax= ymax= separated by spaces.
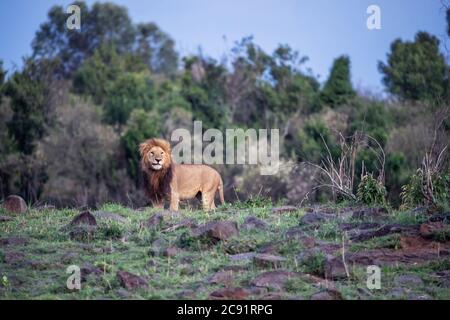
xmin=2 ymin=195 xmax=27 ymax=214
xmin=209 ymin=287 xmax=249 ymax=300
xmin=241 ymin=216 xmax=268 ymax=230
xmin=250 ymin=270 xmax=299 ymax=290
xmin=116 ymin=271 xmax=148 ymax=290
xmin=253 ymin=253 xmax=286 ymax=268
xmin=193 ymin=221 xmax=239 ymax=243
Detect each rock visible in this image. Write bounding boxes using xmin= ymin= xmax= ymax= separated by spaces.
xmin=272 ymin=206 xmax=297 ymax=214
xmin=141 ymin=213 xmax=164 ymax=229
xmin=432 ymin=270 xmax=450 ymax=288
xmin=420 ymin=221 xmax=450 ymax=241
xmin=324 ymin=256 xmax=349 ymax=280
xmin=208 ymin=270 xmax=235 ymax=285
xmin=253 ymin=253 xmax=286 ymax=269
xmin=0 ymin=215 xmax=12 ymax=222
xmin=80 ymin=263 xmax=103 ymax=281
xmin=116 ymin=271 xmax=148 ymax=290
xmin=351 ymin=207 xmax=388 ymax=220
xmin=163 ymin=246 xmax=182 ymax=257
xmin=115 ymin=288 xmax=133 ymax=299
xmin=229 ymin=252 xmax=256 ymax=262
xmin=222 ymin=265 xmax=249 ymax=272
xmin=93 ymin=211 xmax=128 ymax=224
xmin=162 ymin=218 xmax=197 ymax=232
xmin=257 ymin=241 xmax=281 ymax=254
xmin=148 ymin=238 xmax=167 ymax=256
xmin=350 ymin=224 xmax=419 ymax=242
xmin=179 ymin=265 xmax=195 ymax=276
xmin=69 ymin=225 xmax=97 ymax=242
xmin=2 ymin=195 xmax=27 ymax=214
xmin=310 ymin=289 xmax=343 ymax=300
xmin=300 ymin=212 xmax=332 ymax=225
xmin=394 ymin=274 xmax=424 ymax=287
xmin=241 ymin=216 xmax=268 ymax=230
xmin=4 ymin=251 xmax=25 ymax=264
xmin=69 ymin=211 xmax=97 ymax=227
xmin=250 ymin=270 xmax=299 ymax=290
xmin=0 ymin=236 xmax=29 ymax=247
xmin=246 ymin=286 xmax=268 ymax=297
xmin=61 ymin=251 xmax=78 ymax=264
xmin=209 ymin=287 xmax=249 ymax=300
xmin=193 ymin=221 xmax=239 ymax=243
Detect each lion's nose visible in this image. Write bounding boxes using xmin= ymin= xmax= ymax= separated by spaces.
xmin=155 ymin=158 xmax=162 ymax=162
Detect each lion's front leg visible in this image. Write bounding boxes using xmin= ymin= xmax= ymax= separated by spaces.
xmin=169 ymin=192 xmax=179 ymax=211
xmin=169 ymin=180 xmax=179 ymax=211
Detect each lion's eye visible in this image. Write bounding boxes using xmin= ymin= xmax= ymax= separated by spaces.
xmin=150 ymin=152 xmax=154 ymax=155
xmin=161 ymin=152 xmax=164 ymax=155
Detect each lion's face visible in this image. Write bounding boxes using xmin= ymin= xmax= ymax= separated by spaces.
xmin=146 ymin=146 xmax=167 ymax=171
xmin=140 ymin=138 xmax=172 ymax=172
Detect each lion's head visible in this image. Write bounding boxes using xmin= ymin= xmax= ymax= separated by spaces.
xmin=140 ymin=138 xmax=174 ymax=203
xmin=139 ymin=138 xmax=172 ymax=172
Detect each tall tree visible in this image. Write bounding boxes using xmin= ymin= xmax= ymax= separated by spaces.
xmin=378 ymin=32 xmax=448 ymax=102
xmin=0 ymin=60 xmax=5 ymax=105
xmin=320 ymin=55 xmax=355 ymax=107
xmin=136 ymin=23 xmax=179 ymax=76
xmin=32 ymin=1 xmax=135 ymax=75
xmin=32 ymin=1 xmax=178 ymax=76
xmin=5 ymin=58 xmax=59 ymax=155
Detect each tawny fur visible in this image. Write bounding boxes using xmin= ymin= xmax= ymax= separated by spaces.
xmin=140 ymin=138 xmax=225 ymax=211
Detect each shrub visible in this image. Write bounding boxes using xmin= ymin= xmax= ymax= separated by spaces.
xmin=356 ymin=174 xmax=387 ymax=206
xmin=401 ymin=169 xmax=449 ymax=209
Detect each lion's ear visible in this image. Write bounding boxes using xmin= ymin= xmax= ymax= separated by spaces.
xmin=159 ymin=139 xmax=172 ymax=154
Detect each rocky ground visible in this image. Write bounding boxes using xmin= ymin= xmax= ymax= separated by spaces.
xmin=0 ymin=199 xmax=450 ymax=300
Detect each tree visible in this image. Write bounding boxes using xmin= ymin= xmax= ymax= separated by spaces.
xmin=32 ymin=1 xmax=178 ymax=77
xmin=104 ymin=71 xmax=155 ymax=131
xmin=378 ymin=32 xmax=448 ymax=102
xmin=0 ymin=60 xmax=5 ymax=104
xmin=4 ymin=58 xmax=59 ymax=155
xmin=447 ymin=8 xmax=450 ymax=37
xmin=121 ymin=108 xmax=162 ymax=182
xmin=136 ymin=23 xmax=179 ymax=76
xmin=320 ymin=55 xmax=355 ymax=107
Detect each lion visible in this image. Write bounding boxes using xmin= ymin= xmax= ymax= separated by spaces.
xmin=139 ymin=138 xmax=225 ymax=211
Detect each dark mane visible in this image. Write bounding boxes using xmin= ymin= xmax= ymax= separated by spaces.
xmin=142 ymin=164 xmax=173 ymax=204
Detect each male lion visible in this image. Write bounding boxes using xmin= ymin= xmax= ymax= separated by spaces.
xmin=140 ymin=138 xmax=225 ymax=211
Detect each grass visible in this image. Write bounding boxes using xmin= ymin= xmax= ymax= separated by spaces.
xmin=0 ymin=201 xmax=449 ymax=300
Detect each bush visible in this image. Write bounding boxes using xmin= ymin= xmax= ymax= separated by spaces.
xmin=401 ymin=169 xmax=450 ymax=209
xmin=356 ymin=174 xmax=387 ymax=206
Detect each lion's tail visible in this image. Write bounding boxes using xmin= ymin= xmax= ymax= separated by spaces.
xmin=218 ymin=178 xmax=225 ymax=205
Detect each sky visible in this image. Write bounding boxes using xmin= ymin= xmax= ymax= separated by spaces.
xmin=0 ymin=0 xmax=448 ymax=94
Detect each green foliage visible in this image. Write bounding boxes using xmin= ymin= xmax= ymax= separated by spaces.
xmin=356 ymin=174 xmax=387 ymax=206
xmin=32 ymin=1 xmax=178 ymax=77
xmin=295 ymin=119 xmax=339 ymax=162
xmin=4 ymin=58 xmax=58 ymax=154
xmin=121 ymin=109 xmax=162 ymax=182
xmin=234 ymin=195 xmax=273 ymax=209
xmin=320 ymin=55 xmax=355 ymax=107
xmin=379 ymin=32 xmax=448 ymax=102
xmin=401 ymin=169 xmax=450 ymax=209
xmin=104 ymin=71 xmax=155 ymax=128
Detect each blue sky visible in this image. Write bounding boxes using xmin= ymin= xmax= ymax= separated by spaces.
xmin=0 ymin=0 xmax=448 ymax=93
